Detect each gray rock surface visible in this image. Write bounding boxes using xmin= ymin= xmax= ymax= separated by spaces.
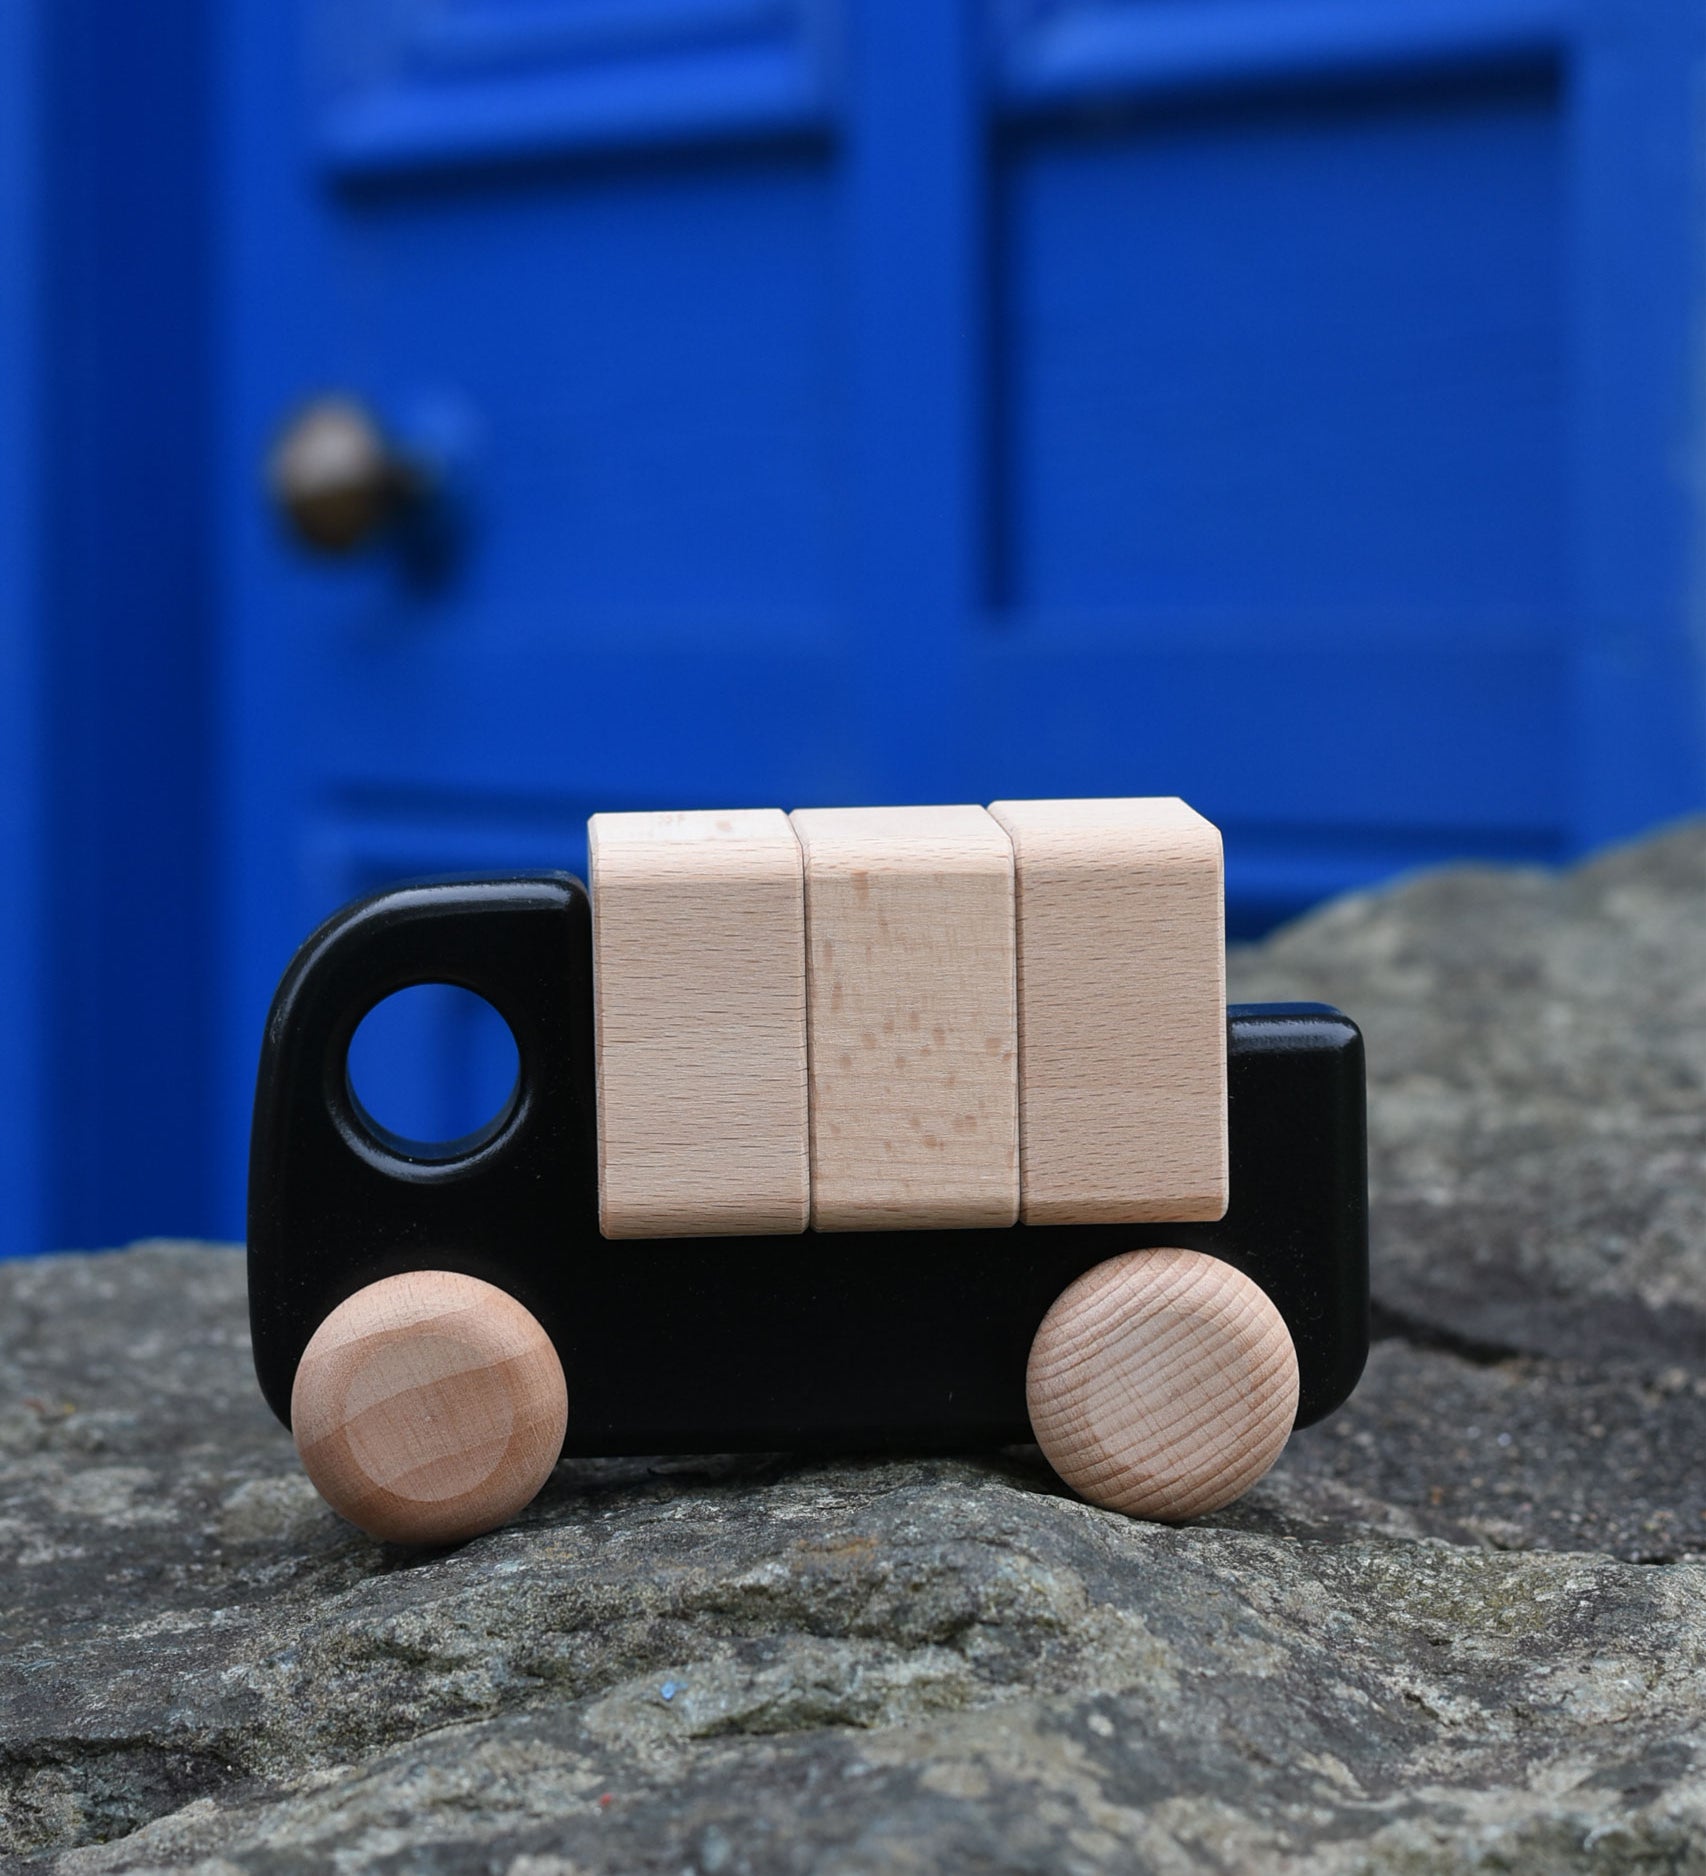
xmin=2 ymin=820 xmax=1702 ymax=1873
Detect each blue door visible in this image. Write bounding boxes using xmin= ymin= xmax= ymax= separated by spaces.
xmin=216 ymin=0 xmax=1706 ymax=1232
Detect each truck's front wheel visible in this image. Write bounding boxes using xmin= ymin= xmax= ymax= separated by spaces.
xmin=290 ymin=1269 xmax=567 ymax=1545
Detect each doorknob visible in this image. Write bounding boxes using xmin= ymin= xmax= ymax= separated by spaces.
xmin=266 ymin=397 xmax=428 ymax=555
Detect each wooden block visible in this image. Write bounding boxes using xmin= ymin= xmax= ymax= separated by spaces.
xmin=1026 ymin=1248 xmax=1298 ymax=1521
xmin=987 ymin=796 xmax=1227 ymax=1225
xmin=590 ymin=808 xmax=808 ymax=1239
xmin=292 ymin=1271 xmax=568 ymax=1546
xmin=790 ymin=804 xmax=1018 ymax=1231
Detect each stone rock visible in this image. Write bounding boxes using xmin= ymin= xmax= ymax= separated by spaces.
xmin=1 ymin=822 xmax=1702 ymax=1872
xmin=1228 ymin=817 xmax=1706 ymax=1369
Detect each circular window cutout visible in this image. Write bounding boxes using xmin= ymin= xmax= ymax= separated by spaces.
xmin=346 ymin=983 xmax=520 ymax=1158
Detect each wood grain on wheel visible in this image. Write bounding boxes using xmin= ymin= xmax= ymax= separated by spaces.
xmin=1026 ymin=1248 xmax=1298 ymax=1521
xmin=291 ymin=1270 xmax=567 ymax=1545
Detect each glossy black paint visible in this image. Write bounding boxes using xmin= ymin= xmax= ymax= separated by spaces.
xmin=249 ymin=875 xmax=1369 ymax=1449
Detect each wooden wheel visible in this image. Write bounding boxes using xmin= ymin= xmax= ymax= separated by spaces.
xmin=291 ymin=1270 xmax=567 ymax=1545
xmin=1026 ymin=1248 xmax=1298 ymax=1521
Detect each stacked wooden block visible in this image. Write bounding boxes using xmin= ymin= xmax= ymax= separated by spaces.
xmin=588 ymin=800 xmax=1227 ymax=1239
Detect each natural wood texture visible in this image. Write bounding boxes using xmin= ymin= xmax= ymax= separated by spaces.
xmin=790 ymin=804 xmax=1019 ymax=1231
xmin=589 ymin=807 xmax=808 ymax=1238
xmin=1026 ymin=1248 xmax=1297 ymax=1521
xmin=292 ymin=1271 xmax=568 ymax=1546
xmin=988 ymin=796 xmax=1227 ymax=1225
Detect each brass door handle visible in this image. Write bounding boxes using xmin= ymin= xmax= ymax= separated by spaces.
xmin=266 ymin=397 xmax=427 ymax=555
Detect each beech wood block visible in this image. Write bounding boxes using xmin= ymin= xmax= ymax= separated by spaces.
xmin=790 ymin=804 xmax=1019 ymax=1231
xmin=1026 ymin=1248 xmax=1297 ymax=1521
xmin=988 ymin=796 xmax=1228 ymax=1225
xmin=291 ymin=1271 xmax=568 ymax=1545
xmin=589 ymin=807 xmax=809 ymax=1238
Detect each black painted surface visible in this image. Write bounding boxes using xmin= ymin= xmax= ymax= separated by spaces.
xmin=248 ymin=876 xmax=1368 ymax=1449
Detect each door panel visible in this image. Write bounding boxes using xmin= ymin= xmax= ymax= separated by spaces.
xmin=329 ymin=161 xmax=843 ymax=621
xmin=1000 ymin=83 xmax=1563 ymax=619
xmin=314 ymin=153 xmax=855 ymax=803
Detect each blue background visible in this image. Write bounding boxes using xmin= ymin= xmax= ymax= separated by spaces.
xmin=1 ymin=0 xmax=1702 ymax=1257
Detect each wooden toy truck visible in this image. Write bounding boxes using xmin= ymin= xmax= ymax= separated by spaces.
xmin=249 ymin=801 xmax=1368 ymax=1545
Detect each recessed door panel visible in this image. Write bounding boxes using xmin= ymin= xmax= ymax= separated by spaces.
xmin=1000 ymin=82 xmax=1564 ymax=620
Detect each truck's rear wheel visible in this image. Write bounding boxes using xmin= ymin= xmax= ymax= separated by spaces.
xmin=291 ymin=1269 xmax=567 ymax=1545
xmin=1026 ymin=1248 xmax=1298 ymax=1521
